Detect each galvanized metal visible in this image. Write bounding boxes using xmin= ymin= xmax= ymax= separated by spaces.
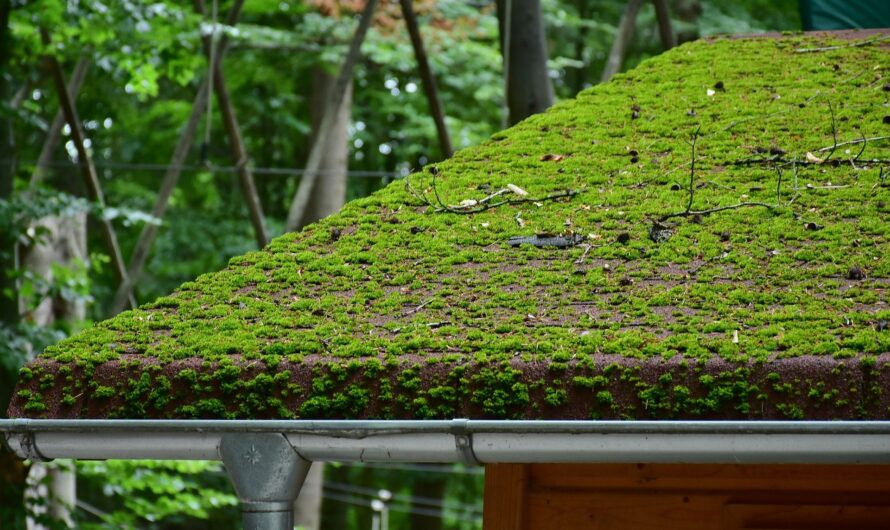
xmin=6 ymin=419 xmax=890 ymax=530
xmin=4 ymin=419 xmax=890 ymax=464
xmin=219 ymin=433 xmax=310 ymax=530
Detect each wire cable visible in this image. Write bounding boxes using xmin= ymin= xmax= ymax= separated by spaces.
xmin=324 ymin=480 xmax=482 ymax=513
xmin=11 ymin=158 xmax=402 ymax=179
xmin=322 ymin=491 xmax=482 ymax=523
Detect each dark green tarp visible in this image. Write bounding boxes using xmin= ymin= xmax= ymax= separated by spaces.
xmin=800 ymin=0 xmax=890 ymax=30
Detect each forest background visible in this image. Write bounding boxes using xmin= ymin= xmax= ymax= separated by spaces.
xmin=1 ymin=0 xmax=800 ymax=528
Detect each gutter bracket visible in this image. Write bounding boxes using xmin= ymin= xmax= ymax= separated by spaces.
xmin=219 ymin=432 xmax=311 ymax=530
xmin=451 ymin=419 xmax=480 ymax=466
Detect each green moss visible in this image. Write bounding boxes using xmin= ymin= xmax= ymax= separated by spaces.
xmin=13 ymin=33 xmax=890 ymax=420
xmin=544 ymin=387 xmax=568 ymax=407
xmin=93 ymin=386 xmax=116 ymax=399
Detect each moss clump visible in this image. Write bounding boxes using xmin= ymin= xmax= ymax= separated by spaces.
xmin=9 ymin=32 xmax=890 ymax=420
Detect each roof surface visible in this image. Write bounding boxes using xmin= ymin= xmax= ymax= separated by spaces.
xmin=10 ymin=31 xmax=890 ymax=420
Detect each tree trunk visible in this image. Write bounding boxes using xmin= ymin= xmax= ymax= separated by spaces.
xmin=674 ymin=0 xmax=703 ymax=44
xmin=601 ymin=0 xmax=644 ymax=82
xmin=285 ymin=0 xmax=376 ymax=232
xmin=320 ymin=464 xmax=349 ymax=530
xmin=652 ymin=0 xmax=676 ymax=50
xmin=20 ymin=214 xmax=88 ymax=326
xmin=399 ymin=0 xmax=453 ymax=159
xmin=572 ymin=0 xmax=592 ymax=95
xmin=21 ymin=213 xmax=86 ymax=530
xmin=294 ymin=462 xmax=324 ymax=530
xmin=496 ymin=0 xmax=555 ymax=126
xmin=31 ymin=58 xmax=88 ymax=187
xmin=408 ymin=466 xmax=448 ymax=530
xmin=297 ymin=65 xmax=352 ymax=228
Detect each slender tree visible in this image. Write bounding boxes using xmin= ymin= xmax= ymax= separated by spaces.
xmin=296 ymin=65 xmax=352 ymax=228
xmin=496 ymin=0 xmax=555 ymax=125
xmin=21 ymin=214 xmax=86 ymax=529
xmin=409 ymin=467 xmax=448 ymax=530
xmin=294 ymin=461 xmax=324 ymax=530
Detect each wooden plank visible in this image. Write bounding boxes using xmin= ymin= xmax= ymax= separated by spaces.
xmin=526 ymin=492 xmax=890 ymax=530
xmin=723 ymin=503 xmax=890 ymax=529
xmin=483 ymin=464 xmax=528 ymax=530
xmin=526 ymin=490 xmax=722 ymax=530
xmin=497 ymin=464 xmax=890 ymax=530
xmin=528 ymin=463 xmax=890 ymax=493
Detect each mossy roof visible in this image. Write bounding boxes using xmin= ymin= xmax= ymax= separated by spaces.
xmin=10 ymin=31 xmax=890 ymax=421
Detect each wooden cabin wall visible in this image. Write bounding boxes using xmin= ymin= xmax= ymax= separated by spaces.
xmin=483 ymin=463 xmax=890 ymax=530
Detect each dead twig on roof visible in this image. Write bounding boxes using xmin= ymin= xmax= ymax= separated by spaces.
xmin=720 ymin=93 xmax=822 ymax=133
xmin=787 ymin=158 xmax=801 ymax=206
xmin=402 ymin=297 xmax=432 ymax=317
xmin=775 ymin=165 xmax=783 ymax=205
xmin=660 ymin=201 xmax=775 ymax=221
xmin=794 ymin=34 xmax=890 ymax=53
xmin=822 ymin=101 xmax=839 ymax=164
xmin=817 ymin=134 xmax=890 ymax=153
xmin=805 ymin=183 xmax=849 ymax=190
xmin=871 ymin=166 xmax=888 ymax=191
xmin=574 ymin=243 xmax=593 ymax=265
xmin=405 ymin=169 xmax=583 ymax=215
xmin=659 ymin=125 xmax=777 ymax=222
xmin=684 ymin=125 xmax=702 ymax=215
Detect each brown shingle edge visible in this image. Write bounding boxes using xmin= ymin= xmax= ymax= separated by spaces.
xmin=9 ymin=353 xmax=890 ymax=420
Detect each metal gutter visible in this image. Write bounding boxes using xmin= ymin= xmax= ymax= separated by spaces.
xmin=4 ymin=419 xmax=890 ymax=464
xmin=7 ymin=419 xmax=890 ymax=530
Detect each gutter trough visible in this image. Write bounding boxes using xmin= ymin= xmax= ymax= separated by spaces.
xmin=5 ymin=419 xmax=890 ymax=530
xmin=4 ymin=419 xmax=890 ymax=464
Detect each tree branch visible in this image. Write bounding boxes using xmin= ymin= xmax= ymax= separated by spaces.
xmin=660 ymin=202 xmax=775 ymax=221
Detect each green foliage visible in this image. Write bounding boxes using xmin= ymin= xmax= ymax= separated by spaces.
xmin=75 ymin=460 xmax=238 ymax=529
xmin=11 ymin=1 xmax=203 ymax=98
xmin=0 ymin=189 xmax=90 ymax=255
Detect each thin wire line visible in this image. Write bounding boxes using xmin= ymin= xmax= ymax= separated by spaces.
xmin=10 ymin=159 xmax=403 ymax=179
xmin=75 ymin=499 xmax=113 ymax=522
xmin=322 ymin=491 xmax=482 ymax=522
xmin=324 ymin=480 xmax=482 ymax=513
